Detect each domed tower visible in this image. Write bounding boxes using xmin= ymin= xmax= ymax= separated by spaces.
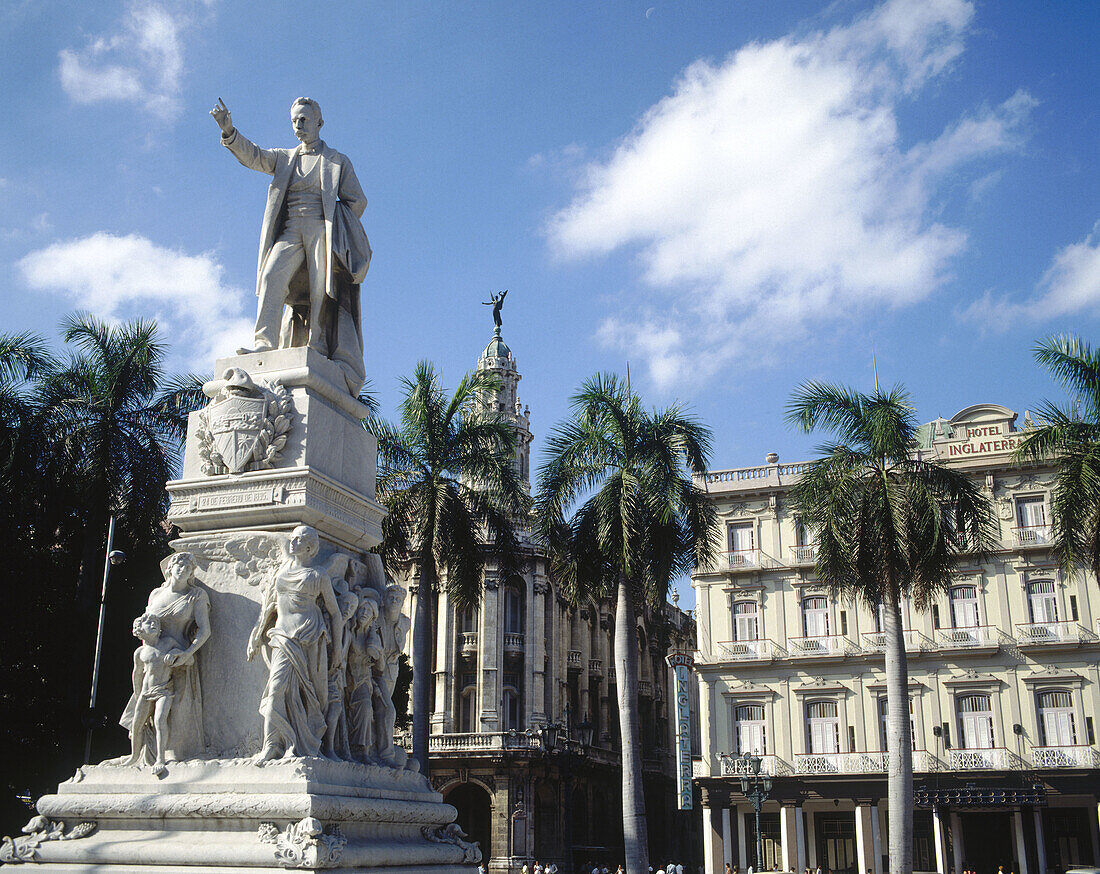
xmin=477 ymin=325 xmax=533 ymax=489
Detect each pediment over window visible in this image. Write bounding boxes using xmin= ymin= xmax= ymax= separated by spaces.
xmin=943 ymin=670 xmax=1000 ymax=688
xmin=1021 ymin=668 xmax=1085 ymax=687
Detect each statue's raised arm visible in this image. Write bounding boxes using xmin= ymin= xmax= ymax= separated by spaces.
xmin=213 ymin=97 xmax=371 ymax=395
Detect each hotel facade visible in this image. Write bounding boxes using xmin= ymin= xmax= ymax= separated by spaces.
xmin=691 ymin=403 xmax=1100 ymax=874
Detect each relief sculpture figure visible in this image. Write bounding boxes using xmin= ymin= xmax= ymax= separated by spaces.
xmin=210 ymin=97 xmax=371 ymax=395
xmin=246 ymin=526 xmax=348 ymax=761
xmin=123 ymin=613 xmax=184 ymax=776
xmin=119 ymin=552 xmax=211 ymax=763
xmin=346 ymin=589 xmax=383 ymax=763
xmin=373 ymin=585 xmax=411 ymax=768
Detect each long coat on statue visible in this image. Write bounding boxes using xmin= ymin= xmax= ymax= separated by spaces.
xmin=223 ymin=130 xmax=371 ymax=392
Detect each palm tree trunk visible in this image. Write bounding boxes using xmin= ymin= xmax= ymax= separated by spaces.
xmin=614 ymin=576 xmax=649 ymax=874
xmin=411 ymin=556 xmax=435 ymax=776
xmin=883 ymin=587 xmax=913 ymax=874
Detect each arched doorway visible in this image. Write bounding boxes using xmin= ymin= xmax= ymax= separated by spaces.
xmin=444 ymin=783 xmax=492 ymax=862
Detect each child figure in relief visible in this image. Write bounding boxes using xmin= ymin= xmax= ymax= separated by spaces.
xmin=124 ymin=612 xmax=183 ymax=776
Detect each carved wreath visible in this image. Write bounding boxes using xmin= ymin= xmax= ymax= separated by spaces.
xmin=195 ymin=378 xmax=293 ymax=475
xmin=0 ymin=816 xmax=96 ymax=864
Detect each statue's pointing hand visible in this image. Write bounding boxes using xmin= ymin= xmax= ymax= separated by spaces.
xmin=210 ymin=98 xmax=233 ymax=136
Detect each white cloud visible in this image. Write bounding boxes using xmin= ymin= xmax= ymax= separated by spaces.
xmin=548 ymin=0 xmax=1031 ymax=389
xmin=19 ymin=232 xmax=253 ymax=371
xmin=58 ymin=3 xmax=193 ymax=120
xmin=963 ymin=224 xmax=1100 ymax=330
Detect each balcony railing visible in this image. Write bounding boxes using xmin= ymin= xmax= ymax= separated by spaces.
xmin=1015 ymin=621 xmax=1097 ymax=646
xmin=861 ymin=629 xmax=934 ymax=653
xmin=692 ymin=758 xmax=709 ymax=778
xmin=638 ymin=680 xmax=653 ymax=697
xmin=588 ymin=658 xmax=603 ymax=677
xmin=1012 ymin=524 xmax=1052 ymax=547
xmin=1031 ymin=744 xmax=1100 ymax=769
xmin=722 ymin=549 xmax=781 ymax=571
xmin=787 ymin=634 xmax=860 ymax=657
xmin=719 ymin=753 xmax=789 ymax=777
xmin=947 ymin=747 xmax=1023 ymax=771
xmin=934 ymin=625 xmax=1008 ymax=649
xmin=503 ymin=632 xmax=525 ymax=654
xmin=715 ymin=638 xmax=786 ymax=661
xmin=795 ymin=752 xmax=889 ymax=774
xmin=789 ymin=544 xmax=817 ymax=565
xmin=461 ymin=631 xmax=479 ymax=656
xmin=567 ymin=649 xmax=582 ymax=669
xmin=913 ymin=750 xmax=942 ymax=772
xmin=429 ymin=731 xmax=542 ymax=754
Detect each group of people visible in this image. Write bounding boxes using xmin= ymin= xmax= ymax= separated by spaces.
xmin=247 ymin=526 xmax=410 ymax=765
xmin=120 ymin=526 xmax=413 ymax=773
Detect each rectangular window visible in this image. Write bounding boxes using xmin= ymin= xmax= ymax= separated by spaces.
xmin=807 ymin=701 xmax=840 ymax=754
xmin=802 ymin=596 xmax=830 ymax=637
xmin=839 ymin=610 xmax=848 ymax=637
xmin=1070 ymin=595 xmax=1079 ymax=621
xmin=727 ymin=521 xmax=755 ymax=553
xmin=1016 ymin=496 xmax=1047 ymax=529
xmin=732 ymin=600 xmax=759 ymax=641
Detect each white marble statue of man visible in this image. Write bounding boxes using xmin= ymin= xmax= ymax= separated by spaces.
xmin=210 ymin=97 xmax=371 ymax=394
xmin=373 ymin=584 xmax=411 ymax=768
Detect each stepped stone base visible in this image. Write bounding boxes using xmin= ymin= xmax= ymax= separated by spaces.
xmin=12 ymin=759 xmax=477 ymax=872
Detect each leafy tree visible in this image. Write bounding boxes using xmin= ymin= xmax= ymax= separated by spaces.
xmin=785 ymin=381 xmax=996 ymax=874
xmin=535 ymin=374 xmax=717 ymax=874
xmin=0 ymin=316 xmax=203 ymax=825
xmin=1014 ymin=334 xmax=1100 ymax=578
xmin=369 ymin=361 xmax=529 ymax=774
xmin=34 ymin=314 xmax=205 ymax=601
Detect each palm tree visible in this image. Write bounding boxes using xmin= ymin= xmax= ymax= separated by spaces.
xmin=369 ymin=361 xmax=529 ymax=775
xmin=1014 ymin=334 xmax=1100 ymax=579
xmin=535 ymin=373 xmax=717 ymax=874
xmin=35 ymin=314 xmax=206 ymax=600
xmin=785 ymin=382 xmax=996 ymax=874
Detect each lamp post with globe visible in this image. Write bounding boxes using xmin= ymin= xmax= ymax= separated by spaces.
xmin=738 ymin=752 xmax=773 ymax=870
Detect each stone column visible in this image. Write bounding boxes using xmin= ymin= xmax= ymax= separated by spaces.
xmin=721 ymin=809 xmax=733 ymax=869
xmin=699 ymin=677 xmax=716 ymax=775
xmin=780 ymin=804 xmax=806 ymax=873
xmin=735 ymin=805 xmax=748 ymax=870
xmin=524 ymin=577 xmax=537 ymax=727
xmin=1032 ymin=808 xmax=1047 ymax=874
xmin=871 ymin=805 xmax=883 ymax=873
xmin=805 ymin=809 xmax=819 ymax=869
xmin=949 ymin=812 xmax=965 ymax=874
xmin=479 ymin=580 xmax=500 ymax=730
xmin=702 ymin=807 xmax=724 ymax=874
xmin=432 ymin=587 xmax=452 ymax=734
xmin=856 ymin=804 xmax=876 ymax=874
xmin=932 ymin=808 xmax=949 ymax=874
xmin=531 ymin=577 xmax=548 ymax=725
xmin=1012 ymin=810 xmax=1029 ymax=874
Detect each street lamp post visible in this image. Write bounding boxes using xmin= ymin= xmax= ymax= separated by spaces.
xmin=84 ymin=516 xmax=126 ymax=764
xmin=737 ymin=752 xmax=773 ymax=871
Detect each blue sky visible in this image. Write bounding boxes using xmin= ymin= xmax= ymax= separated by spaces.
xmin=3 ymin=1 xmax=1099 ymax=604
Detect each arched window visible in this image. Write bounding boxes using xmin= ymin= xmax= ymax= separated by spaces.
xmin=806 ymin=700 xmax=839 ymax=754
xmin=1037 ymin=690 xmax=1076 ymax=747
xmin=1027 ymin=580 xmax=1058 ymax=625
xmin=459 ymin=606 xmax=477 ymax=632
xmin=949 ymin=585 xmax=979 ymax=629
xmin=802 ymin=596 xmax=829 ymax=638
xmin=957 ymin=694 xmax=994 ymax=750
xmin=735 ymin=704 xmax=766 ymax=755
xmin=732 ymin=600 xmax=759 ymax=641
xmin=504 ymin=582 xmax=525 ymax=635
xmin=878 ymin=696 xmax=916 ymax=751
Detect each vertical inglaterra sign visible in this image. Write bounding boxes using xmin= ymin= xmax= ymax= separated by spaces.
xmin=665 ymin=651 xmax=694 ymax=810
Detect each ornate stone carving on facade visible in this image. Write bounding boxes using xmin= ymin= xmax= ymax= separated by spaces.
xmin=195 ymin=369 xmax=293 ymax=475
xmin=532 ymin=579 xmax=549 ymax=595
xmin=258 ymin=817 xmax=346 ymax=869
xmin=0 ymin=816 xmax=96 ymax=864
xmin=422 ymin=823 xmax=482 ymax=864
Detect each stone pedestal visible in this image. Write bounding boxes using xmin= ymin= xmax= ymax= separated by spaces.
xmin=2 ymin=348 xmax=478 ymax=871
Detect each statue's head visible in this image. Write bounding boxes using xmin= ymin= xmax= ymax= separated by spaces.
xmin=289 ymin=525 xmax=321 ymax=559
xmin=164 ymin=551 xmax=196 ymax=583
xmin=291 ymin=97 xmax=323 ymax=144
xmin=133 ymin=612 xmax=162 ymax=642
xmin=383 ymin=583 xmax=405 ymax=618
xmin=357 ymin=589 xmax=381 ymax=628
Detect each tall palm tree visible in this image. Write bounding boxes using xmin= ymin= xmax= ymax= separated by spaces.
xmin=1014 ymin=334 xmax=1100 ymax=579
xmin=36 ymin=314 xmax=206 ymax=600
xmin=786 ymin=382 xmax=995 ymax=874
xmin=535 ymin=373 xmax=717 ymax=874
xmin=369 ymin=361 xmax=529 ymax=775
